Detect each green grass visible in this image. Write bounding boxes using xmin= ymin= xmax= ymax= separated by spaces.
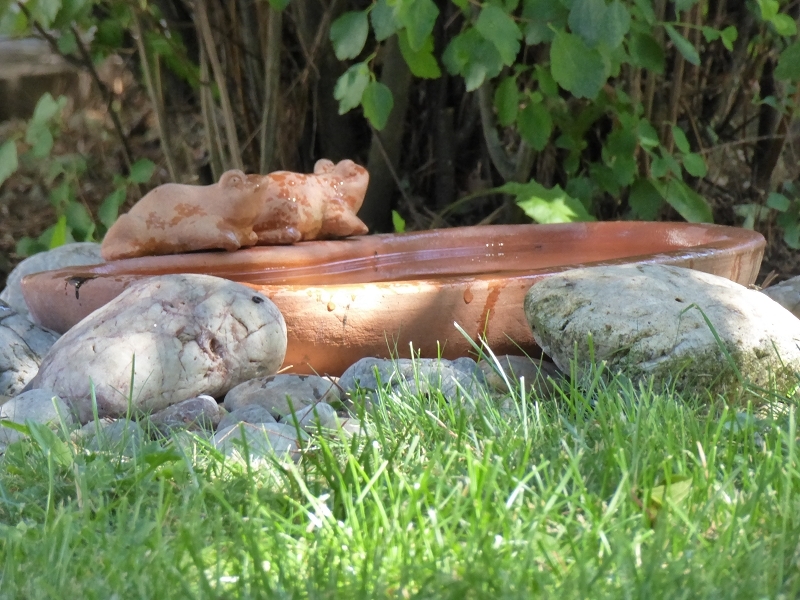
xmin=1 ymin=365 xmax=799 ymax=599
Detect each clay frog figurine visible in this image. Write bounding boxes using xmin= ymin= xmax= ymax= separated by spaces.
xmin=101 ymin=159 xmax=370 ymax=261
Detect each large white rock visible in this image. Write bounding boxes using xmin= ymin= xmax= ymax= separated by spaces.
xmin=524 ymin=264 xmax=800 ymax=397
xmin=26 ymin=274 xmax=287 ymax=423
xmin=1 ymin=242 xmax=103 ymax=319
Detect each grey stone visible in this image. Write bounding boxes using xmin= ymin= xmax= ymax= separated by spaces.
xmin=223 ymin=374 xmax=340 ymax=418
xmin=217 ymin=405 xmax=277 ymax=431
xmin=477 ymin=355 xmax=564 ymax=398
xmin=148 ymin=395 xmax=224 ymax=434
xmin=762 ymin=276 xmax=800 ymax=319
xmin=339 ymin=357 xmax=486 ymax=403
xmin=337 ymin=417 xmax=365 ymax=438
xmin=0 ymin=388 xmax=73 ymax=448
xmin=25 ymin=274 xmax=287 ymax=423
xmin=0 ymin=301 xmax=59 ymax=397
xmin=214 ymin=422 xmax=306 ymax=463
xmin=279 ymin=401 xmax=339 ymax=432
xmin=1 ymin=242 xmax=103 ymax=319
xmin=83 ymin=419 xmax=146 ymax=455
xmin=524 ymin=264 xmax=800 ymax=398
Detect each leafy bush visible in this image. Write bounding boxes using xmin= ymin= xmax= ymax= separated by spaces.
xmin=1 ymin=0 xmax=799 ymax=245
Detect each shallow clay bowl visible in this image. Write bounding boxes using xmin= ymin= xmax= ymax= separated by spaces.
xmin=22 ymin=222 xmax=764 ymax=376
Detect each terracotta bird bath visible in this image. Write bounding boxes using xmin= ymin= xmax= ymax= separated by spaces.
xmin=21 ymin=222 xmax=765 ymax=376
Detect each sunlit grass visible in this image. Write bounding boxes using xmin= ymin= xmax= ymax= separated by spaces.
xmin=1 ymin=363 xmax=799 ymax=598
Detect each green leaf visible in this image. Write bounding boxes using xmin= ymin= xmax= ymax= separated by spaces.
xmin=518 ymin=101 xmax=553 ymax=151
xmin=604 ymin=128 xmax=637 ymax=186
xmin=29 ymin=92 xmax=63 ymax=126
xmin=361 ymin=81 xmax=394 ymax=130
xmin=99 ymin=188 xmax=127 ymax=229
xmin=522 ymin=0 xmax=569 ymax=44
xmin=494 ymin=76 xmax=519 ymax=127
xmin=653 ymin=177 xmax=713 ymax=223
xmin=767 ymin=192 xmax=790 ymax=211
xmin=334 ymin=63 xmax=371 ymax=114
xmin=268 ymin=0 xmax=291 ymax=9
xmin=370 ymin=0 xmax=400 ymax=41
xmin=771 ymin=13 xmax=797 ymax=37
xmin=16 ymin=236 xmax=46 ymax=257
xmin=49 ymin=215 xmax=69 ymax=248
xmin=568 ymin=0 xmax=607 ymax=48
xmin=550 ymin=30 xmax=607 ymax=99
xmin=673 ymin=0 xmax=698 ymax=12
xmin=671 ymin=125 xmax=691 ymax=154
xmin=682 ymin=152 xmax=707 ymax=178
xmin=664 ymin=24 xmax=700 ymax=66
xmin=392 ymin=210 xmax=406 ymax=233
xmin=758 ymin=0 xmax=779 ymax=21
xmin=396 ymin=0 xmax=439 ymax=52
xmin=49 ymin=181 xmax=71 ymax=211
xmin=776 ymin=42 xmax=800 ymax=80
xmin=128 ymin=159 xmax=155 ymax=184
xmin=632 ymin=0 xmax=656 ymax=24
xmin=476 ymin=5 xmax=522 ymax=65
xmin=57 ymin=29 xmax=77 ymax=55
xmin=637 ymin=120 xmax=660 ymax=149
xmin=330 ymin=10 xmax=369 ymax=60
xmin=720 ymin=26 xmax=737 ymax=51
xmin=442 ymin=29 xmax=503 ymax=91
xmin=0 ymin=140 xmax=19 ymax=188
xmin=501 ymin=180 xmax=595 ymax=223
xmin=65 ymin=201 xmax=94 ymax=237
xmin=649 ymin=476 xmax=693 ymax=509
xmin=27 ymin=421 xmax=73 ymax=468
xmin=651 ymin=152 xmax=681 ymax=178
xmin=25 ymin=125 xmax=54 ymax=159
xmin=734 ymin=203 xmax=760 ymax=230
xmin=591 ymin=163 xmax=620 ymax=195
xmin=535 ymin=65 xmax=559 ymax=97
xmin=629 ymin=32 xmax=665 ymax=73
xmin=31 ymin=0 xmax=62 ymax=28
xmin=96 ymin=18 xmax=125 ymax=50
xmin=565 ymin=176 xmax=594 ymax=208
xmin=398 ymin=30 xmax=441 ymax=79
xmin=628 ymin=178 xmax=663 ymax=219
xmin=701 ymin=26 xmax=720 ymax=42
xmin=601 ymin=0 xmax=631 ymax=49
xmin=784 ymin=220 xmax=800 ymax=249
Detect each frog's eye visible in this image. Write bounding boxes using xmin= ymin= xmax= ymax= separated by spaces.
xmin=220 ymin=170 xmax=247 ymax=188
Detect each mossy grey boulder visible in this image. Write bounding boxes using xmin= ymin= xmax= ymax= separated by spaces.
xmin=524 ymin=264 xmax=800 ymax=398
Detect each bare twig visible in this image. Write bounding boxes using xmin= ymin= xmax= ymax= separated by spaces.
xmin=195 ymin=0 xmax=244 ymax=171
xmin=131 ymin=10 xmax=178 ymax=181
xmin=476 ymin=83 xmax=517 ymax=181
xmin=260 ymin=7 xmax=283 ymax=173
xmin=199 ymin=44 xmax=226 ymax=180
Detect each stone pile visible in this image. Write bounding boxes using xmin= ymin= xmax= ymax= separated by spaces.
xmin=2 ymin=242 xmax=800 ymax=461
